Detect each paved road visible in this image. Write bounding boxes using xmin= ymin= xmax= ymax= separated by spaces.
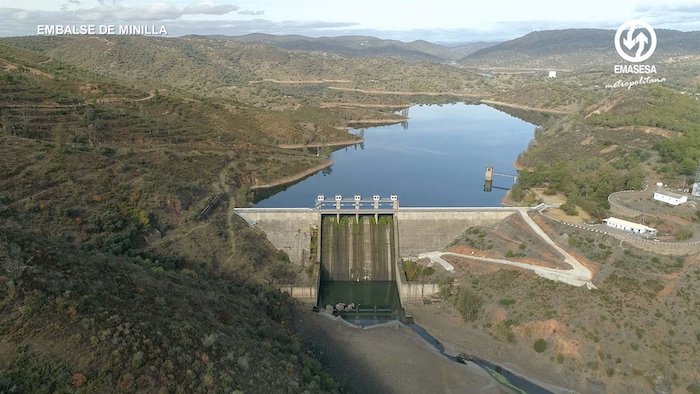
xmin=419 ymin=209 xmax=596 ymax=289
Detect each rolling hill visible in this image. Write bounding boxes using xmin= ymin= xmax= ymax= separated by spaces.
xmin=211 ymin=33 xmax=462 ymax=62
xmin=459 ymin=28 xmax=700 ymax=69
xmin=0 ymin=35 xmax=490 ymax=103
xmin=0 ymin=36 xmax=343 ymax=393
xmin=439 ymin=41 xmax=500 ymax=57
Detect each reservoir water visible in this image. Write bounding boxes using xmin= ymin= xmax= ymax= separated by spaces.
xmin=255 ymin=103 xmax=535 ymax=208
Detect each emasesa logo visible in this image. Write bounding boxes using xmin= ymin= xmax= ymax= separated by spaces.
xmin=613 ymin=19 xmax=658 ymax=74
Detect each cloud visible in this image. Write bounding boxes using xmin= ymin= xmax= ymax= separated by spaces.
xmin=0 ymin=5 xmax=358 ymax=38
xmin=165 ymin=19 xmax=359 ymax=37
xmin=635 ymin=3 xmax=700 ymax=13
xmin=2 ymin=3 xmax=240 ymax=24
xmin=183 ymin=4 xmax=239 ymax=15
xmin=633 ymin=2 xmax=700 ymax=27
xmin=238 ymin=10 xmax=264 ymax=16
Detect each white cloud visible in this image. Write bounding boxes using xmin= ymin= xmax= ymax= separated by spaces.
xmin=0 ymin=0 xmax=698 ymax=39
xmin=238 ymin=9 xmax=264 ymax=16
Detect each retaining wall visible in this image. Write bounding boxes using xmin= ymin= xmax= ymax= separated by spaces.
xmin=234 ymin=208 xmax=319 ymax=265
xmin=608 ymin=190 xmax=645 ymax=218
xmin=544 ymin=212 xmax=700 ymax=256
xmin=394 ymin=260 xmax=440 ymax=301
xmin=395 ymin=208 xmax=519 ymax=257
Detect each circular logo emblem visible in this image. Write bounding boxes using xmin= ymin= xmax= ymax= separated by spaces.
xmin=614 ymin=19 xmax=657 ymax=63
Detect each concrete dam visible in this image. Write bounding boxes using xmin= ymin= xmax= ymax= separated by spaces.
xmin=235 ymin=200 xmax=520 ymax=317
xmin=320 ymin=215 xmax=395 ymax=282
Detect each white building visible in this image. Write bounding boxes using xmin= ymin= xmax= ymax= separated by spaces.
xmin=653 ymin=191 xmax=687 ymax=206
xmin=548 ymin=70 xmax=557 ymax=78
xmin=603 ymin=217 xmax=657 ymax=235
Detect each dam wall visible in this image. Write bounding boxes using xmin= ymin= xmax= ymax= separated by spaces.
xmin=395 ymin=208 xmax=520 ymax=257
xmin=235 ymin=207 xmax=524 ymax=264
xmin=234 ymin=207 xmax=520 ymax=264
xmin=234 ymin=208 xmax=320 ymax=265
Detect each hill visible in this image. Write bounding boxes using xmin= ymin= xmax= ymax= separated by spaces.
xmin=213 ymin=33 xmax=461 ymax=62
xmin=459 ymin=28 xmax=700 ymax=69
xmin=0 ymin=33 xmax=343 ymax=393
xmin=437 ymin=41 xmax=500 ymax=57
xmin=0 ymin=226 xmax=335 ymax=392
xmin=0 ymin=35 xmax=491 ymax=105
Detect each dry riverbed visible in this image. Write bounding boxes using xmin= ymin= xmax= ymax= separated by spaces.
xmin=294 ymin=307 xmax=507 ymax=394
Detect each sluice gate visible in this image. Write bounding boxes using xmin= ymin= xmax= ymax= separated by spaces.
xmin=318 ymin=214 xmax=403 ymax=323
xmin=320 ymin=215 xmax=394 ymax=282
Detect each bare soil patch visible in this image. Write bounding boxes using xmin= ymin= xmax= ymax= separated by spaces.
xmin=294 ymin=308 xmax=503 ymax=394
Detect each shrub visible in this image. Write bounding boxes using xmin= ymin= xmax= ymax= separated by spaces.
xmin=676 ymin=228 xmax=693 ymax=241
xmin=421 ymin=266 xmax=435 ymax=277
xmin=455 ymin=287 xmax=483 ymax=322
xmin=403 ymin=260 xmax=419 ymax=281
xmin=437 ymin=277 xmax=454 ymax=299
xmin=561 ymin=199 xmax=578 ymax=216
xmin=533 ymin=338 xmax=547 ymax=353
xmin=499 ymin=298 xmax=516 ymax=307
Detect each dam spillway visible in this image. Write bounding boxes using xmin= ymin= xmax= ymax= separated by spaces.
xmin=318 ymin=214 xmax=402 ymax=323
xmin=320 ymin=215 xmax=394 ymax=282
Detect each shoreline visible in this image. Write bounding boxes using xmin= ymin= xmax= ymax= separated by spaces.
xmin=278 ymin=138 xmax=364 ymax=149
xmin=320 ymin=102 xmax=411 ymax=109
xmin=249 ymin=79 xmax=353 ymax=84
xmin=327 ymin=86 xmax=483 ymax=97
xmin=501 ymin=189 xmax=516 ymax=207
xmin=346 ymin=118 xmax=405 ymax=125
xmin=250 ymin=159 xmax=333 ymax=190
xmin=480 ymin=99 xmax=572 ymax=114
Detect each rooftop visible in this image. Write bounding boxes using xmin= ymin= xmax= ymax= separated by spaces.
xmin=654 ymin=190 xmax=686 ymax=199
xmin=604 ymin=217 xmax=657 ymax=232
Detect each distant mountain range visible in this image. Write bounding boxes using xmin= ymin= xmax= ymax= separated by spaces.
xmin=207 ymin=33 xmax=498 ymax=62
xmin=3 ymin=28 xmax=697 ymax=86
xmin=193 ymin=29 xmax=700 ymax=69
xmin=458 ymin=28 xmax=700 ymax=69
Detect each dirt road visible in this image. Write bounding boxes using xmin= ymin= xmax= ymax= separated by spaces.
xmin=420 ymin=209 xmax=596 ymax=289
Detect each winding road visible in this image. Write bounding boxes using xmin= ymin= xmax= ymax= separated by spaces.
xmin=419 ymin=209 xmax=596 ymax=289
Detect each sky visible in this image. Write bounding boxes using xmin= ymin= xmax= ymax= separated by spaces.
xmin=1 ymin=0 xmax=699 ymax=41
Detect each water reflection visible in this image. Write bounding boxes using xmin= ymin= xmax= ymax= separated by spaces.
xmin=256 ymin=103 xmax=535 ymax=207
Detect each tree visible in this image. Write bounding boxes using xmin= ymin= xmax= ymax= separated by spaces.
xmin=561 ymin=199 xmax=578 ymax=216
xmin=1 ymin=110 xmax=15 ymax=135
xmin=455 ymin=287 xmax=483 ymax=322
xmin=0 ymin=238 xmax=34 ymax=281
xmin=53 ymin=126 xmax=68 ymax=156
xmin=533 ymin=338 xmax=547 ymax=353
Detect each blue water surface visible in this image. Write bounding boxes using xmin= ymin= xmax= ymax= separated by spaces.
xmin=256 ymin=103 xmax=535 ymax=207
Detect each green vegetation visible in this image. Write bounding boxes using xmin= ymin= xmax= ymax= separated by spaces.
xmin=499 ymin=298 xmax=516 ymax=307
xmin=451 ymin=227 xmax=494 ymax=250
xmin=533 ymin=339 xmax=548 ymax=353
xmin=656 ymin=130 xmax=700 ymax=175
xmin=586 ymin=87 xmax=700 ymax=133
xmin=0 ymin=229 xmax=336 ymax=392
xmin=560 ymin=199 xmax=578 ymax=216
xmin=403 ymin=260 xmax=435 ymax=281
xmin=514 ymin=157 xmax=645 ymax=218
xmin=453 ymin=287 xmax=484 ymax=322
xmin=675 ymin=228 xmax=694 ymax=241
